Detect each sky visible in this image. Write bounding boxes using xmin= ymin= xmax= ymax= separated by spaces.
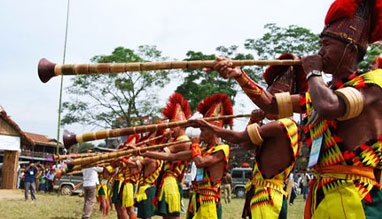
xmin=0 ymin=0 xmax=334 ymax=143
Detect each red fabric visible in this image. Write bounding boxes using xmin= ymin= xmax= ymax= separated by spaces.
xmin=191 ymin=143 xmax=201 ymax=158
xmin=374 ymin=55 xmax=382 ymax=69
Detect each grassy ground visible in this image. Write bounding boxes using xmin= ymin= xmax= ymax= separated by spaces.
xmin=0 ymin=190 xmax=306 ymax=218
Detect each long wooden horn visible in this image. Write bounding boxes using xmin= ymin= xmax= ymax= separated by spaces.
xmin=68 ymin=139 xmax=190 ymax=170
xmin=38 ymin=58 xmax=302 ymax=83
xmin=63 ymin=114 xmax=250 ymax=148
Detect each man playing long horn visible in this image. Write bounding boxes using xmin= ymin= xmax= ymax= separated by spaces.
xmin=143 ymin=93 xmax=233 ymax=219
xmin=127 ymin=126 xmax=167 ymax=219
xmin=191 ymin=53 xmax=306 ymax=219
xmin=142 ymin=92 xmax=192 ymax=219
xmin=185 ymin=93 xmax=232 ymax=219
xmin=106 ymin=134 xmax=140 ymax=219
xmin=212 ymin=1 xmax=382 ymax=218
xmin=119 ymin=134 xmax=142 ymax=219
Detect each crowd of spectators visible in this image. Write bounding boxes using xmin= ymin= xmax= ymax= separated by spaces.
xmin=18 ymin=161 xmax=58 ymax=193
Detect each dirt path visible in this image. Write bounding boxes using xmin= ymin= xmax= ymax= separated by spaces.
xmin=0 ymin=189 xmax=24 ymax=200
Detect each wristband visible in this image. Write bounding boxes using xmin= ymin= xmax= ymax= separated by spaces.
xmin=306 ymin=70 xmax=322 ymax=80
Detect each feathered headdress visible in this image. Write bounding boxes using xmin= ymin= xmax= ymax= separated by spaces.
xmin=117 ymin=133 xmax=140 ymax=150
xmin=321 ymin=0 xmax=382 ymax=54
xmin=162 ymin=92 xmax=191 ymax=122
xmin=373 ymin=55 xmax=382 ymax=69
xmin=196 ymin=93 xmax=234 ymax=127
xmin=263 ymin=53 xmax=308 ymax=95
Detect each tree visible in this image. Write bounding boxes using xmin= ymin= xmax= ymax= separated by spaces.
xmin=61 ymin=45 xmax=170 ymax=134
xmin=359 ymin=42 xmax=382 ymax=72
xmin=175 ymin=24 xmax=320 ymax=111
xmin=175 ymin=46 xmax=255 ymax=110
xmin=245 ymin=23 xmax=320 ymax=59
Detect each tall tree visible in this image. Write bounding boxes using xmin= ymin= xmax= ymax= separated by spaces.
xmin=61 ymin=45 xmax=170 ymax=132
xmin=245 ymin=23 xmax=320 ymax=59
xmin=175 ymin=46 xmax=255 ymax=110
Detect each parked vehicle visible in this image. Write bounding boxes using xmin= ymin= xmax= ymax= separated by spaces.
xmin=231 ymin=167 xmax=252 ymax=198
xmin=54 ymin=173 xmax=83 ymax=196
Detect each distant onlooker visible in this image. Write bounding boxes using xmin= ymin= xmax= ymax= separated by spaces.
xmin=45 ymin=168 xmax=55 ymax=193
xmin=221 ymin=172 xmax=233 ymax=204
xmin=39 ymin=169 xmax=46 ymax=192
xmin=24 ymin=161 xmax=37 ymax=201
xmin=82 ymin=166 xmax=104 ymax=219
xmin=297 ymin=171 xmax=311 ymax=201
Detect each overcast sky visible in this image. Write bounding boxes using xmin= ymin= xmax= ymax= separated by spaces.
xmin=0 ymin=0 xmax=333 ymax=142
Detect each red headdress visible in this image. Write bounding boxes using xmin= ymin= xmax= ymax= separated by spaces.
xmin=162 ymin=92 xmax=191 ymax=122
xmin=117 ymin=133 xmax=140 ymax=150
xmin=321 ymin=0 xmax=382 ymax=53
xmin=196 ymin=93 xmax=234 ymax=127
xmin=263 ymin=53 xmax=308 ymax=95
xmin=373 ymin=55 xmax=382 ymax=69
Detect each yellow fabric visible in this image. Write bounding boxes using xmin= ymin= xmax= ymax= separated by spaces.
xmin=250 ymin=188 xmax=285 ymax=219
xmin=309 ymin=165 xmax=377 ymax=218
xmin=248 ymin=118 xmax=299 ymax=219
xmin=121 ymin=182 xmax=135 ymax=208
xmin=159 ymin=175 xmax=181 ymax=213
xmin=312 ymin=182 xmax=365 ymax=219
xmin=96 ymin=183 xmax=109 ymax=199
xmin=189 ymin=199 xmax=218 ymax=219
xmin=135 ymin=184 xmax=150 ymax=202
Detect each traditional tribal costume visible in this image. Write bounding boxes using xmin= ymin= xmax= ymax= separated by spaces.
xmin=187 ymin=93 xmax=233 ymax=219
xmin=300 ymin=1 xmax=382 ymax=218
xmin=135 ymin=159 xmax=162 ymax=218
xmin=244 ymin=118 xmax=299 ymax=219
xmin=302 ymin=69 xmax=382 ymax=218
xmin=155 ymin=135 xmax=190 ymax=216
xmin=155 ymin=92 xmax=192 ymax=217
xmin=232 ymin=53 xmax=306 ymax=219
xmin=118 ymin=135 xmax=141 ymax=214
xmin=187 ymin=144 xmax=229 ymax=219
xmin=96 ymin=176 xmax=111 ymax=216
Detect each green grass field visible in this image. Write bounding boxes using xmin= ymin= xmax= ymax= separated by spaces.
xmin=0 ymin=190 xmax=306 ymax=218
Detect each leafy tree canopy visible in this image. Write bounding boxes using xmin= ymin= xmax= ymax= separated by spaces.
xmin=61 ymin=45 xmax=170 ymax=130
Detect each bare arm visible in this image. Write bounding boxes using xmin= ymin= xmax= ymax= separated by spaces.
xmin=212 ymin=57 xmax=303 ymax=114
xmin=188 ymin=118 xmax=248 ymax=144
xmin=193 ymin=150 xmax=225 ymax=168
xmin=142 ymin=150 xmax=192 ymax=162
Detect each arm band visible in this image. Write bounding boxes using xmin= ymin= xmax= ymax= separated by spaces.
xmin=335 ymin=87 xmax=364 ymax=121
xmin=274 ymin=92 xmax=293 ymax=118
xmin=247 ymin=123 xmax=263 ymax=146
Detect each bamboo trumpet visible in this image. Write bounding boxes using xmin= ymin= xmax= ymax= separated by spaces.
xmin=53 ymin=132 xmax=169 ymax=161
xmin=38 ymin=58 xmax=302 ymax=83
xmin=68 ymin=139 xmax=190 ymax=170
xmin=63 ymin=114 xmax=250 ymax=148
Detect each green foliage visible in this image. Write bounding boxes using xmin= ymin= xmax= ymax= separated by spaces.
xmin=175 ymin=50 xmax=238 ymax=110
xmin=61 ymin=45 xmax=170 ymax=130
xmin=245 ymin=23 xmax=320 ymax=59
xmin=359 ymin=43 xmax=382 ymax=72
